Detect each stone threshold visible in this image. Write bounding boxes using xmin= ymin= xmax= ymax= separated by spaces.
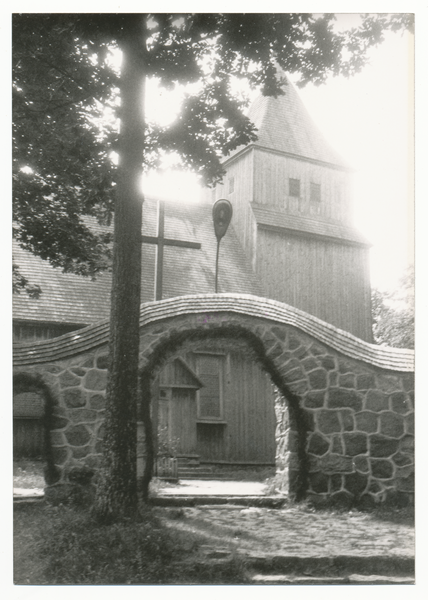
xmin=150 ymin=495 xmax=287 ymax=507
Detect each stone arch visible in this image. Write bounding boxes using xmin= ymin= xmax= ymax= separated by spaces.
xmin=138 ymin=322 xmax=311 ymax=501
xmin=13 ymin=294 xmax=414 ymax=507
xmin=13 ymin=372 xmax=60 ymax=485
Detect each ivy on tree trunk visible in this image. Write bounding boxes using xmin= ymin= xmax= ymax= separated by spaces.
xmin=139 ymin=373 xmax=155 ymax=503
xmin=93 ymin=18 xmax=146 ymax=521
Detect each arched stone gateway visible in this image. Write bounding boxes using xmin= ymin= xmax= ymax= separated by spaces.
xmin=13 ymin=294 xmax=414 ymax=508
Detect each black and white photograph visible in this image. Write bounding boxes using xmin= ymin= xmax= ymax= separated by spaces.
xmin=10 ymin=4 xmax=420 ymax=593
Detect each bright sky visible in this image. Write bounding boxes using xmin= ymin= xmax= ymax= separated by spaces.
xmin=295 ymin=22 xmax=414 ymax=293
xmin=142 ymin=16 xmax=414 ymax=293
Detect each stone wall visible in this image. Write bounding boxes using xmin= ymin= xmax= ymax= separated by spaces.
xmin=272 ymin=343 xmax=414 ymax=508
xmin=13 ymin=294 xmax=414 ymax=507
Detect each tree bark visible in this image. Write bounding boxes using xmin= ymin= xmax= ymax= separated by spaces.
xmin=93 ymin=17 xmax=146 ymax=520
xmin=140 ymin=373 xmax=154 ymax=503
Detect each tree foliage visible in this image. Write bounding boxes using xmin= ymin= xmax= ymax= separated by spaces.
xmin=12 ymin=262 xmax=41 ymax=298
xmin=13 ymin=15 xmax=118 ymax=277
xmin=372 ymin=267 xmax=414 ymax=349
xmin=13 ymin=13 xmax=414 ymax=277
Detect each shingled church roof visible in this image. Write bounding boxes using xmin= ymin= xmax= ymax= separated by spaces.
xmin=13 ymin=198 xmax=263 ymax=327
xmin=226 ymin=75 xmax=349 ymax=170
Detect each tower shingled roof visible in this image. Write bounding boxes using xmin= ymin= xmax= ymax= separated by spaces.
xmin=226 ymin=76 xmax=349 ymax=169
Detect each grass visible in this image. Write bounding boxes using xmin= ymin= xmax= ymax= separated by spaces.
xmin=13 ymin=502 xmax=251 ymax=585
xmin=14 ymin=498 xmax=414 ymax=585
xmin=13 ymin=461 xmax=413 ymax=584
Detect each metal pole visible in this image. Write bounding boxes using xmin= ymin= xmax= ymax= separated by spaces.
xmin=154 ymin=200 xmax=164 ymax=300
xmin=215 ymin=238 xmax=221 ymax=293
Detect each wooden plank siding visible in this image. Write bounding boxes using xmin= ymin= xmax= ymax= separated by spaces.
xmin=223 ymin=351 xmax=276 ymax=463
xmin=203 ymin=149 xmax=258 ymax=267
xmin=13 ymin=419 xmax=44 ymax=458
xmin=196 ymin=423 xmax=227 ymax=461
xmin=252 ymin=148 xmax=352 ymax=225
xmin=256 ymin=228 xmax=373 ymax=341
xmin=13 ymin=321 xmax=84 ymax=343
xmin=13 ymin=389 xmax=45 ymax=458
xmin=169 ymin=388 xmax=198 ymax=456
xmin=159 ymin=358 xmax=201 ymax=388
xmin=157 ymin=347 xmax=277 ymax=464
xmin=156 ymin=359 xmax=201 ymax=456
xmin=183 ymin=348 xmax=276 ymax=464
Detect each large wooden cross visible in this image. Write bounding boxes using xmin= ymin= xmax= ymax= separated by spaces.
xmin=141 ymin=200 xmax=202 ymax=300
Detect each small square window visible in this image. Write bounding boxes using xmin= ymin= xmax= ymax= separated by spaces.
xmin=289 ymin=178 xmax=300 ymax=197
xmin=310 ymin=182 xmax=321 ymax=202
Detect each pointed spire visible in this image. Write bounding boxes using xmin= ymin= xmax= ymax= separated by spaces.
xmin=230 ymin=75 xmax=349 ymax=169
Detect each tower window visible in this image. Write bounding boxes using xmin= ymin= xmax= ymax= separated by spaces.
xmin=310 ymin=182 xmax=321 ymax=202
xmin=289 ymin=178 xmax=300 ymax=197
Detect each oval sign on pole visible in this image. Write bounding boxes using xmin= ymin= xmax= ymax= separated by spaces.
xmin=212 ymin=199 xmax=233 ymax=240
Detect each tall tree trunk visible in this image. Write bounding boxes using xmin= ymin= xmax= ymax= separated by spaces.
xmin=93 ymin=17 xmax=145 ymax=521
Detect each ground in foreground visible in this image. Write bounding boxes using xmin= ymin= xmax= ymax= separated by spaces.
xmin=14 ymin=500 xmax=414 ymax=585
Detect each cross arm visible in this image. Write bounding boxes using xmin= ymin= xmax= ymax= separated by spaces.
xmin=141 ymin=235 xmax=201 ymax=249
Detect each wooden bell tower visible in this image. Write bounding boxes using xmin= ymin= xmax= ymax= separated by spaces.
xmin=205 ymin=76 xmax=373 ymax=341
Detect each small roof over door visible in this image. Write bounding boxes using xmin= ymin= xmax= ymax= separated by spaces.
xmin=159 ymin=357 xmax=204 ymax=389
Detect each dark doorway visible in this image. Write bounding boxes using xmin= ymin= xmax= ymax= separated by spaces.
xmin=13 ymin=391 xmax=45 ymax=458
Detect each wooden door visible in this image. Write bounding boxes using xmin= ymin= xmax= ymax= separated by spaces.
xmin=194 ymin=353 xmax=227 ymax=461
xmin=169 ymin=388 xmax=197 ymax=456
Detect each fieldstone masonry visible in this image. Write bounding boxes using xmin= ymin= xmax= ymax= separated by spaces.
xmin=13 ymin=294 xmax=414 ymax=508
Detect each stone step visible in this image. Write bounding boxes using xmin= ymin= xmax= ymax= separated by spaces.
xmin=176 ymin=455 xmax=201 ymax=464
xmin=177 ymin=467 xmax=223 ymax=474
xmin=196 ymin=546 xmax=414 ymax=583
xmin=177 ymin=465 xmax=213 ymax=472
xmin=244 ymin=554 xmax=415 ymax=578
xmin=178 ymin=473 xmax=244 ymax=480
xmin=151 ymin=496 xmax=287 ymax=508
xmin=250 ymin=573 xmax=415 ymax=585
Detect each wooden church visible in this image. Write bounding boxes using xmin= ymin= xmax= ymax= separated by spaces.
xmin=13 ymin=76 xmax=372 ymax=470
